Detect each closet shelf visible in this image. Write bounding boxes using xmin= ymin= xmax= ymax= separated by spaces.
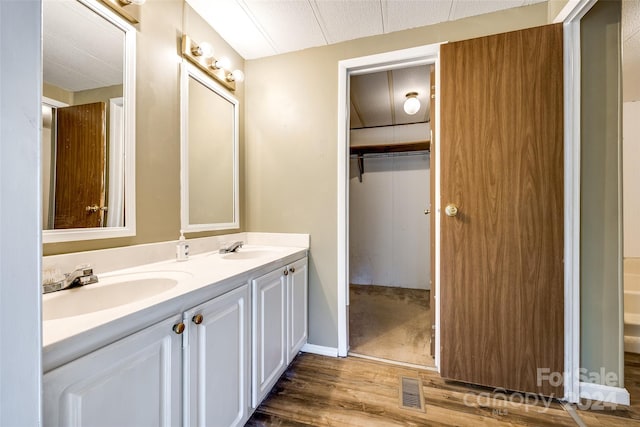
xmin=350 ymin=140 xmax=430 ymax=183
xmin=349 ymin=140 xmax=430 ymax=156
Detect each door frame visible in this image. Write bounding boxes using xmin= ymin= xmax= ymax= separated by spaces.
xmin=337 ymin=14 xmax=589 ymax=400
xmin=336 ymin=43 xmax=442 ymax=365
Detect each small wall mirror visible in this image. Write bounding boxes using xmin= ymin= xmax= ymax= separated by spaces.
xmin=42 ymin=0 xmax=136 ymax=243
xmin=180 ymin=62 xmax=239 ymax=232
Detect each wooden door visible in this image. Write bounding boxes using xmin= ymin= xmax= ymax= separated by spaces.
xmin=186 ymin=284 xmax=250 ymax=427
xmin=54 ymin=102 xmax=106 ymax=229
xmin=43 ymin=315 xmax=183 ymax=427
xmin=439 ymin=24 xmax=564 ymax=397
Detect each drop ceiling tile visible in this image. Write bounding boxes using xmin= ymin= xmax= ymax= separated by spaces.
xmin=44 ymin=0 xmax=123 ymax=91
xmin=449 ymin=0 xmax=526 ymax=21
xmin=311 ymin=0 xmax=384 ymax=45
xmin=623 ymin=0 xmax=640 ymax=42
xmin=350 ymin=71 xmax=393 ymax=128
xmin=243 ymin=1 xmax=327 ymax=54
xmin=382 ymin=0 xmax=452 ymax=34
xmin=350 ymin=102 xmax=363 ymax=129
xmin=186 ymin=0 xmax=276 ymax=59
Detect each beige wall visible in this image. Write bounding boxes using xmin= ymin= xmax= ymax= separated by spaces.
xmin=548 ymin=0 xmax=571 ymax=22
xmin=244 ymin=3 xmax=548 ymax=347
xmin=580 ymin=0 xmax=624 ymax=386
xmin=43 ymin=82 xmax=73 ymax=105
xmin=44 ymin=0 xmax=245 ymax=255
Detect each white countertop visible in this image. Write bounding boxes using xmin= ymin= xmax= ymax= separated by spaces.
xmin=43 ymin=243 xmax=307 ymax=372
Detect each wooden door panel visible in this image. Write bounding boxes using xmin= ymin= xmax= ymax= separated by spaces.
xmin=54 ymin=102 xmax=106 ymax=229
xmin=440 ymin=24 xmax=564 ymax=396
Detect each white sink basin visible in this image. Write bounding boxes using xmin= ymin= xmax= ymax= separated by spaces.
xmin=220 ymin=248 xmax=275 ymax=260
xmin=43 ymin=271 xmax=191 ymax=321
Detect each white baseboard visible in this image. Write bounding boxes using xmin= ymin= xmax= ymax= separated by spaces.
xmin=579 ymin=382 xmax=630 ymax=406
xmin=301 ymin=343 xmax=338 ymax=357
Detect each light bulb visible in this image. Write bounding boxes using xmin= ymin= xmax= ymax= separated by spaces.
xmin=214 ymin=57 xmax=231 ymax=70
xmin=403 ymin=92 xmax=421 ymax=115
xmin=227 ymin=69 xmax=245 ymax=83
xmin=198 ymin=42 xmax=214 ymax=59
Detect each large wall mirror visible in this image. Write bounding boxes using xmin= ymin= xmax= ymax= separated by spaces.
xmin=42 ymin=0 xmax=136 ymax=243
xmin=180 ymin=62 xmax=239 ymax=232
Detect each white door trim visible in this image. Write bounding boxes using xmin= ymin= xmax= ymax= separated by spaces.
xmin=337 ymin=44 xmax=442 ymax=360
xmin=560 ymin=0 xmax=597 ymax=404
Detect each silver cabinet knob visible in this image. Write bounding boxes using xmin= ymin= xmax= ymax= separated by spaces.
xmin=289 ymin=267 xmax=295 ymax=273
xmin=445 ymin=204 xmax=458 ymax=217
xmin=283 ymin=269 xmax=289 ymax=276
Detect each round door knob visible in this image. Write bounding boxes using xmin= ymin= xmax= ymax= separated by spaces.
xmin=283 ymin=269 xmax=289 ymax=276
xmin=289 ymin=267 xmax=296 ymax=273
xmin=192 ymin=314 xmax=203 ymax=325
xmin=445 ymin=204 xmax=458 ymax=217
xmin=173 ymin=322 xmax=186 ymax=334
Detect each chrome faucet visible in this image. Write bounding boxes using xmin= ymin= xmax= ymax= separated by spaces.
xmin=219 ymin=241 xmax=244 ymax=254
xmin=43 ymin=265 xmax=99 ymax=294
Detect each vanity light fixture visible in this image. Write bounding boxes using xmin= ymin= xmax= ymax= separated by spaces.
xmin=181 ymin=34 xmax=244 ymax=91
xmin=192 ymin=42 xmax=214 ymax=58
xmin=403 ymin=92 xmax=421 ymax=115
xmin=99 ymin=0 xmax=143 ymax=24
xmin=212 ymin=57 xmax=231 ymax=70
xmin=227 ymin=69 xmax=245 ymax=83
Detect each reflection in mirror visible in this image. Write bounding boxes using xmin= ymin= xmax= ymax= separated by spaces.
xmin=181 ymin=62 xmax=239 ymax=232
xmin=42 ymin=0 xmax=136 ymax=243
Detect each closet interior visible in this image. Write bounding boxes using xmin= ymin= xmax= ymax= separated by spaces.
xmin=348 ymin=64 xmax=434 ymax=368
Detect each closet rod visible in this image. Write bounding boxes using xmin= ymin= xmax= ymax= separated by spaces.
xmin=349 ymin=150 xmax=429 ymax=159
xmin=351 ymin=150 xmax=429 ymax=182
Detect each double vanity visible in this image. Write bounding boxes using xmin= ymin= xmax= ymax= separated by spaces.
xmin=42 ymin=233 xmax=309 ymax=427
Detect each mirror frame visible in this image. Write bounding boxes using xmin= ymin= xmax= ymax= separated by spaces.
xmin=180 ymin=62 xmax=240 ymax=232
xmin=42 ymin=0 xmax=136 ymax=244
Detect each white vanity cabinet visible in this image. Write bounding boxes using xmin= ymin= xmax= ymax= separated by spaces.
xmin=43 ymin=314 xmax=184 ymax=427
xmin=252 ymin=257 xmax=308 ymax=407
xmin=184 ymin=283 xmax=250 ymax=427
xmin=44 ymin=285 xmax=251 ymax=427
xmin=286 ymin=257 xmax=308 ymax=362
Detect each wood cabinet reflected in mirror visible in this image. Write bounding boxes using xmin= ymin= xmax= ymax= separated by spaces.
xmin=42 ymin=0 xmax=136 ymax=243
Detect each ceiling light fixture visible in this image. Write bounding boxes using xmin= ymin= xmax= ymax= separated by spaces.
xmin=403 ymin=92 xmax=421 ymax=115
xmin=181 ymin=35 xmax=244 ymax=91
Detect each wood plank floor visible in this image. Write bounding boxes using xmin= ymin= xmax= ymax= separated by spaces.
xmin=247 ymin=353 xmax=591 ymax=426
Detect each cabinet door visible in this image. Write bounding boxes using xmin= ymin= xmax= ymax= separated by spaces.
xmin=252 ymin=268 xmax=287 ymax=407
xmin=185 ymin=284 xmax=250 ymax=427
xmin=43 ymin=315 xmax=183 ymax=427
xmin=287 ymin=257 xmax=308 ymax=363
